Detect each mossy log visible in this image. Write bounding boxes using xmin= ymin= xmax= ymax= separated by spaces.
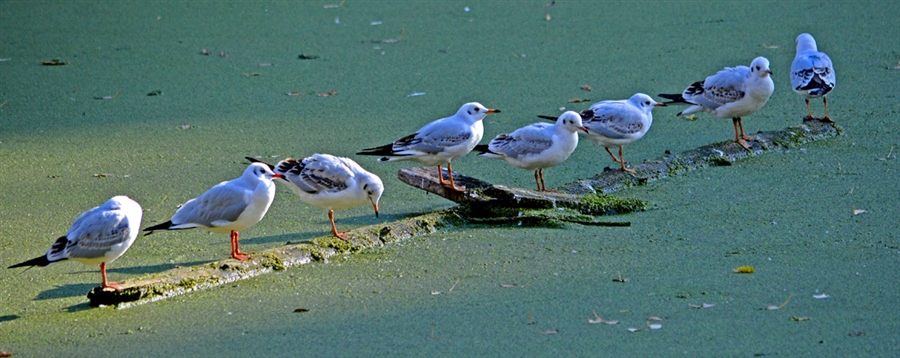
xmin=87 ymin=121 xmax=839 ymax=308
xmin=397 ymin=167 xmax=646 ymax=217
xmin=88 ymin=209 xmax=462 ymax=308
xmin=558 ymin=120 xmax=841 ymax=194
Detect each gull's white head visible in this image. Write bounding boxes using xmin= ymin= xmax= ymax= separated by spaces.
xmin=105 ymin=195 xmax=142 ymax=212
xmin=628 ymin=93 xmax=666 ymax=113
xmin=750 ymin=57 xmax=772 ymax=78
xmin=244 ymin=162 xmax=283 ymax=182
xmin=796 ymin=33 xmax=818 ymax=53
xmin=557 ymin=111 xmax=589 ymax=134
xmin=358 ymin=173 xmax=384 ymax=217
xmin=456 ymin=102 xmax=501 ymax=123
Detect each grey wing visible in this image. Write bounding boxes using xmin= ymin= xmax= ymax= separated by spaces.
xmin=172 ymin=183 xmax=250 ymax=227
xmin=64 ymin=211 xmax=132 ymax=260
xmin=489 ymin=124 xmax=553 ymax=159
xmin=791 ymin=51 xmax=835 ymax=95
xmin=397 ymin=119 xmax=472 ymax=154
xmin=283 ymin=154 xmax=353 ymax=194
xmin=585 ymin=103 xmax=645 ymax=139
xmin=685 ymin=67 xmax=748 ymax=109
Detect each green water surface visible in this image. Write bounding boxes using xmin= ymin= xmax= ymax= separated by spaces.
xmin=1 ymin=1 xmax=898 ymax=356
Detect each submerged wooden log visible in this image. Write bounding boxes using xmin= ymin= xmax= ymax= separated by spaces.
xmin=399 ymin=121 xmax=841 ymax=198
xmin=559 ymin=120 xmax=842 ymax=194
xmin=87 ymin=121 xmax=840 ymax=308
xmin=88 ymin=209 xmax=463 ymax=308
xmin=397 ymin=167 xmax=647 ymax=217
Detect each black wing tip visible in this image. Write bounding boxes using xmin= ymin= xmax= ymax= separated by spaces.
xmin=8 ymin=255 xmax=52 ymax=269
xmin=142 ymin=220 xmax=173 ymax=235
xmin=356 ymin=143 xmax=394 ymax=157
xmin=245 ymin=157 xmax=275 ymax=170
xmin=473 ymin=144 xmax=492 ymax=155
xmin=537 ymin=115 xmax=558 ymax=121
xmin=657 ymin=93 xmax=684 ymax=102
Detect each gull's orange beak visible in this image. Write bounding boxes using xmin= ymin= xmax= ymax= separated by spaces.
xmin=486 ymin=109 xmax=501 ymax=114
xmin=579 ymin=126 xmax=590 ymax=134
xmin=654 ymin=102 xmax=667 ymax=107
xmin=272 ymin=173 xmax=284 ymax=179
xmin=372 ymin=201 xmax=380 ymax=218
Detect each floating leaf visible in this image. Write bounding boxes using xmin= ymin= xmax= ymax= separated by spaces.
xmin=42 ymin=59 xmax=67 ymax=66
xmin=733 ymin=265 xmax=754 ymax=273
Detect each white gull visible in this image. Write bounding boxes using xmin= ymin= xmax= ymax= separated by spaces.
xmin=543 ymin=93 xmax=664 ymax=174
xmin=659 ymin=56 xmax=774 ymax=149
xmin=357 ymin=102 xmax=500 ymax=192
xmin=247 ymin=154 xmax=383 ymax=241
xmin=143 ymin=163 xmax=282 ymax=261
xmin=8 ymin=196 xmax=143 ymax=291
xmin=791 ymin=33 xmax=836 ymax=122
xmin=476 ymin=111 xmax=587 ymax=191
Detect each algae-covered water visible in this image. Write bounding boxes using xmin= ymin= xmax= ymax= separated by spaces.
xmin=1 ymin=1 xmax=898 ymax=356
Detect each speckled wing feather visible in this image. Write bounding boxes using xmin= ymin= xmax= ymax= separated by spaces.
xmin=791 ymin=52 xmax=835 ymax=97
xmin=683 ymin=66 xmax=749 ymax=110
xmin=488 ymin=123 xmax=553 ymax=159
xmin=276 ymin=154 xmax=352 ymax=194
xmin=47 ymin=209 xmax=132 ymax=261
xmin=584 ymin=101 xmax=646 ymax=140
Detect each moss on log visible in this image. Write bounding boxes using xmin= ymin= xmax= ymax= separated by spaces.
xmin=87 ymin=121 xmax=840 ymax=308
xmin=558 ymin=120 xmax=842 ymax=194
xmin=88 ymin=209 xmax=461 ymax=308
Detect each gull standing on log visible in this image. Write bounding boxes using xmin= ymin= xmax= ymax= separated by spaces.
xmin=357 ymin=102 xmax=500 ymax=192
xmin=659 ymin=56 xmax=775 ymax=150
xmin=8 ymin=196 xmax=143 ymax=291
xmin=476 ymin=111 xmax=588 ymax=191
xmin=791 ymin=33 xmax=836 ymax=122
xmin=143 ymin=163 xmax=282 ymax=261
xmin=246 ymin=154 xmax=383 ymax=241
xmin=541 ymin=93 xmax=664 ymax=174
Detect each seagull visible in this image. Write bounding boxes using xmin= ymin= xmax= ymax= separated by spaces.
xmin=356 ymin=102 xmax=500 ymax=192
xmin=143 ymin=163 xmax=282 ymax=261
xmin=659 ymin=56 xmax=775 ymax=150
xmin=540 ymin=93 xmax=664 ymax=174
xmin=8 ymin=196 xmax=143 ymax=291
xmin=246 ymin=154 xmax=383 ymax=241
xmin=791 ymin=33 xmax=836 ymax=122
xmin=475 ymin=111 xmax=588 ymax=191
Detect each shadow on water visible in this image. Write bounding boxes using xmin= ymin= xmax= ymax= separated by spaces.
xmin=242 ymin=212 xmax=431 ymax=246
xmin=34 ymin=283 xmax=97 ymax=300
xmin=64 ymin=302 xmax=93 ymax=313
xmin=0 ymin=314 xmax=20 ymax=323
xmin=33 ymin=261 xmax=216 ymax=301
